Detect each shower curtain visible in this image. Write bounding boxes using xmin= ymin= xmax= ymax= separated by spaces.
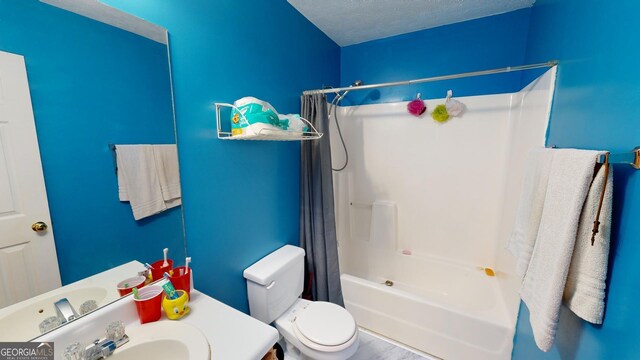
xmin=300 ymin=94 xmax=344 ymax=306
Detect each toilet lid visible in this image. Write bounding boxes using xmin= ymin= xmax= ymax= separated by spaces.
xmin=293 ymin=302 xmax=357 ymax=349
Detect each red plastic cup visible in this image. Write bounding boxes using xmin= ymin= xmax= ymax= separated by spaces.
xmin=117 ymin=276 xmax=146 ymax=296
xmin=150 ymin=259 xmax=173 ymax=281
xmin=170 ymin=266 xmax=191 ymax=297
xmin=134 ymin=286 xmax=163 ymax=324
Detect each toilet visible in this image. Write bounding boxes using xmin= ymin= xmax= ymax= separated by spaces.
xmin=244 ymin=245 xmax=359 ymax=360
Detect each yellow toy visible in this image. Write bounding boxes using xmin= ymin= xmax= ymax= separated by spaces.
xmin=162 ymin=290 xmax=190 ymax=320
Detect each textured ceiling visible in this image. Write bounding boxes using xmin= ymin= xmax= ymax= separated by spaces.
xmin=288 ymin=0 xmax=535 ymax=46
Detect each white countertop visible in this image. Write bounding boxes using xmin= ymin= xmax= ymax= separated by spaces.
xmin=36 ymin=288 xmax=279 ymax=359
xmin=172 ymin=290 xmax=279 ymax=359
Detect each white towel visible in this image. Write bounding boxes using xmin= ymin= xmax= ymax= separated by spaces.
xmin=506 ymin=148 xmax=554 ymax=277
xmin=153 ymin=145 xmax=182 ymax=209
xmin=116 ymin=145 xmax=166 ymax=220
xmin=520 ymin=149 xmax=602 ymax=352
xmin=563 ymin=163 xmax=612 ymax=324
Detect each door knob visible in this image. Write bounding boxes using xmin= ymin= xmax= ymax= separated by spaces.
xmin=32 ymin=221 xmax=48 ymax=232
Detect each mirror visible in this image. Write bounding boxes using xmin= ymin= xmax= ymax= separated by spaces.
xmin=0 ymin=0 xmax=186 ymax=340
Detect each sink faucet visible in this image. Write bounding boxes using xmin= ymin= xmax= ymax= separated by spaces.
xmin=54 ymin=298 xmax=78 ymax=324
xmin=84 ymin=336 xmax=129 ymax=360
xmin=63 ymin=321 xmax=129 ymax=360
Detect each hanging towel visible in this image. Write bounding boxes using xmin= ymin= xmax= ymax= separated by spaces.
xmin=152 ymin=144 xmax=182 ymax=208
xmin=116 ymin=145 xmax=167 ymax=220
xmin=519 ymin=149 xmax=603 ymax=352
xmin=506 ymin=148 xmax=554 ymax=277
xmin=563 ymin=163 xmax=613 ymax=324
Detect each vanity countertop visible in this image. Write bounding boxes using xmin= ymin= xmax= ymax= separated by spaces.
xmin=36 ymin=287 xmax=279 ymax=359
xmin=174 ymin=289 xmax=279 ymax=359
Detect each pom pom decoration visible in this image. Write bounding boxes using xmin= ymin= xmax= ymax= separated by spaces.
xmin=432 ymin=104 xmax=450 ymax=123
xmin=407 ymin=93 xmax=427 ymax=116
xmin=445 ymin=90 xmax=465 ymax=117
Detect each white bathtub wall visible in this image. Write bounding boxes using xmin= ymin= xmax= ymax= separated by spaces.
xmin=495 ymin=67 xmax=557 ymax=272
xmin=493 ymin=67 xmax=557 ymax=322
xmin=332 ymin=93 xmax=515 ymax=275
xmin=332 ymin=69 xmax=555 ymax=276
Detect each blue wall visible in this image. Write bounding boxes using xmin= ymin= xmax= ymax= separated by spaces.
xmin=512 ymin=0 xmax=640 ymax=358
xmin=340 ymin=9 xmax=532 ymax=105
xmin=0 ymin=0 xmax=184 ymax=284
xmin=76 ymin=2 xmax=640 ymax=355
xmin=101 ymin=0 xmax=340 ymax=312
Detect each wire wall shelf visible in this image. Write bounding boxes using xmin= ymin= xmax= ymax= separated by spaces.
xmin=215 ymin=103 xmax=322 ymax=141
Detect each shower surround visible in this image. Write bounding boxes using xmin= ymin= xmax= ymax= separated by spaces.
xmin=332 ymin=69 xmax=556 ymax=360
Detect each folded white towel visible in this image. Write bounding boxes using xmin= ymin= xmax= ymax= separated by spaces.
xmin=153 ymin=144 xmax=182 ymax=209
xmin=506 ymin=148 xmax=554 ymax=277
xmin=116 ymin=145 xmax=167 ymax=220
xmin=520 ymin=149 xmax=602 ymax=352
xmin=563 ymin=163 xmax=612 ymax=324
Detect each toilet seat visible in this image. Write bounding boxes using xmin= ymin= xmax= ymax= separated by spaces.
xmin=292 ymin=302 xmax=358 ymax=352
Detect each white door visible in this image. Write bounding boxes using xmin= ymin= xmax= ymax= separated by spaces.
xmin=0 ymin=51 xmax=61 ymax=308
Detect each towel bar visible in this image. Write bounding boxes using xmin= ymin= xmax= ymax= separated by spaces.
xmin=108 ymin=144 xmax=118 ymax=175
xmin=596 ymin=147 xmax=640 ymax=169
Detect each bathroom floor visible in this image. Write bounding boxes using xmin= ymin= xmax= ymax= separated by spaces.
xmin=351 ymin=330 xmax=433 ymax=360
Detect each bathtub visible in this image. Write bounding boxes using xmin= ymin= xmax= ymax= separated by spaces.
xmin=340 ymin=252 xmax=520 ymax=360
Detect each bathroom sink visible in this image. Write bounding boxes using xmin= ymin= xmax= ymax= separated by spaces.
xmin=111 ymin=321 xmax=211 ymax=360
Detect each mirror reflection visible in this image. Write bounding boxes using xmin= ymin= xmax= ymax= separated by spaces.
xmin=0 ymin=0 xmax=185 ymax=340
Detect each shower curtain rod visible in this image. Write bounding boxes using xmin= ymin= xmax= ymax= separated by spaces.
xmin=302 ymin=60 xmax=558 ymax=95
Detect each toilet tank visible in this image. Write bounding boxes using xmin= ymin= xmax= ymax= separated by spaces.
xmin=243 ymin=245 xmax=305 ymax=324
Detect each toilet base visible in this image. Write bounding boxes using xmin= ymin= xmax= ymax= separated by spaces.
xmin=280 ymin=337 xmax=308 ymax=360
